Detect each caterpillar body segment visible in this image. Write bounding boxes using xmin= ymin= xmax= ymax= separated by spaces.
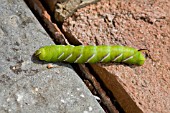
xmin=35 ymin=45 xmax=145 ymax=65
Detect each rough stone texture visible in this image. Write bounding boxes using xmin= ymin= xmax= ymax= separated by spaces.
xmin=43 ymin=0 xmax=99 ymax=22
xmin=0 ymin=0 xmax=105 ymax=113
xmin=63 ymin=0 xmax=170 ymax=112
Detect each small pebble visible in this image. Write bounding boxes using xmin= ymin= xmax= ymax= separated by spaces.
xmin=47 ymin=64 xmax=53 ymax=69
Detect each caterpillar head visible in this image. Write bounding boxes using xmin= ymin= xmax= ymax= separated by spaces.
xmin=34 ymin=47 xmax=47 ymax=61
xmin=35 ymin=45 xmax=57 ymax=62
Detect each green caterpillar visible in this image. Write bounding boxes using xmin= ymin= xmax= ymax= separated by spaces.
xmin=35 ymin=45 xmax=145 ymax=65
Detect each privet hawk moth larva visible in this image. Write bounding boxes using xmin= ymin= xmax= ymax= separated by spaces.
xmin=35 ymin=45 xmax=145 ymax=65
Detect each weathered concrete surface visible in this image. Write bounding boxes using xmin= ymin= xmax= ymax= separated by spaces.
xmin=0 ymin=0 xmax=105 ymax=113
xmin=62 ymin=0 xmax=170 ymax=113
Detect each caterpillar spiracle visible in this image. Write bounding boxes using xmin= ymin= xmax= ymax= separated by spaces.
xmin=35 ymin=45 xmax=146 ymax=65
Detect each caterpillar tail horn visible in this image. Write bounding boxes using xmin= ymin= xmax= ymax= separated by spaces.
xmin=138 ymin=49 xmax=148 ymax=53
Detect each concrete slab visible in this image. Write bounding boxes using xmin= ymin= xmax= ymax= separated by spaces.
xmin=0 ymin=0 xmax=105 ymax=113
